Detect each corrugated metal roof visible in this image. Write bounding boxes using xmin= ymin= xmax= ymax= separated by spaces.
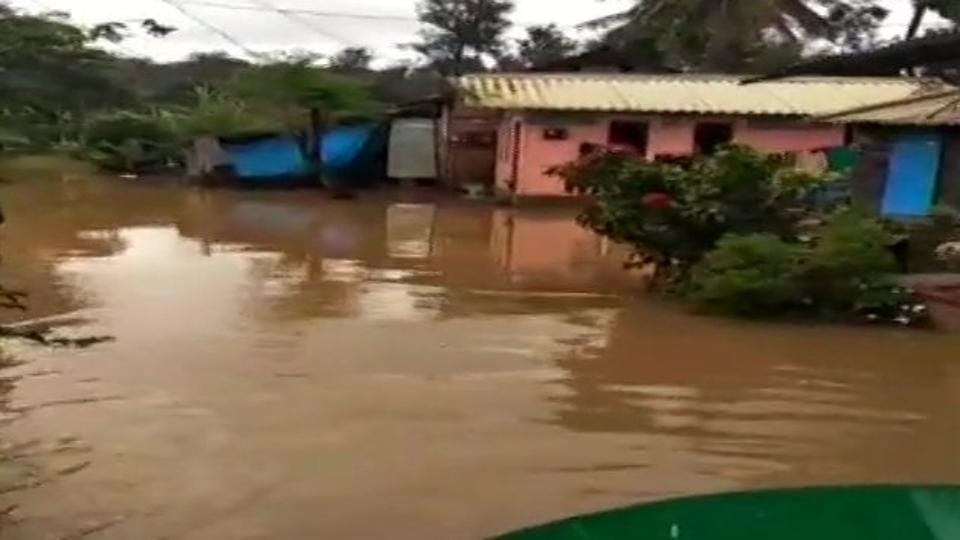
xmin=818 ymin=90 xmax=960 ymax=126
xmin=453 ymin=73 xmax=952 ymax=117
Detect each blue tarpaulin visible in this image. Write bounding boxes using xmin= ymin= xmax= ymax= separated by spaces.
xmin=222 ymin=136 xmax=307 ymax=180
xmin=318 ymin=125 xmax=387 ymax=185
xmin=322 ymin=126 xmax=373 ymax=170
xmin=882 ymin=132 xmax=943 ymax=217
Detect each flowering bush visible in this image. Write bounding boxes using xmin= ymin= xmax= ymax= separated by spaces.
xmin=552 ymin=146 xmax=840 ymax=275
xmin=552 ymin=146 xmax=930 ymax=326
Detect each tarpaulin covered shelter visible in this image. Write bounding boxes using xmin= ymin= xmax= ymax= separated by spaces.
xmin=220 ymin=134 xmax=309 ymax=184
xmin=186 ymin=125 xmax=389 ymax=188
xmin=320 ymin=124 xmax=389 ymax=185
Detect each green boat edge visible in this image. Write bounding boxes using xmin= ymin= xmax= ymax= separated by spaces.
xmin=494 ymin=485 xmax=960 ymax=540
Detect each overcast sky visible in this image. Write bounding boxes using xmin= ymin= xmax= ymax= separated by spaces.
xmin=6 ymin=0 xmax=938 ymax=64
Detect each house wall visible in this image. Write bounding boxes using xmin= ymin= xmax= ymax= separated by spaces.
xmin=648 ymin=118 xmax=696 ymax=156
xmin=494 ymin=113 xmax=848 ymax=198
xmin=513 ymin=116 xmax=610 ymax=196
xmin=734 ymin=119 xmax=846 ymax=153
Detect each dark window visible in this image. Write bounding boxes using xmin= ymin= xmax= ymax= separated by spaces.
xmin=454 ymin=130 xmax=496 ymax=147
xmin=543 ymin=127 xmax=569 ymax=140
xmin=608 ymin=121 xmax=649 ymax=153
xmin=694 ymin=123 xmax=734 ymax=154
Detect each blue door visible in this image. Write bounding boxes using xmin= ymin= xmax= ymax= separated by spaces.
xmin=882 ymin=132 xmax=943 ymax=217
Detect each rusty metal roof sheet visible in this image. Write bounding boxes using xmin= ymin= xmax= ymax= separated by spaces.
xmin=818 ymin=90 xmax=960 ymax=126
xmin=453 ymin=73 xmax=951 ymax=117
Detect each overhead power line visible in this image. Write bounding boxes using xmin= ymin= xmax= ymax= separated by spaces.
xmin=158 ymin=0 xmax=264 ymax=59
xmin=178 ymin=0 xmax=418 ymax=23
xmin=246 ymin=0 xmax=356 ymax=46
xmin=170 ymin=0 xmax=931 ymax=33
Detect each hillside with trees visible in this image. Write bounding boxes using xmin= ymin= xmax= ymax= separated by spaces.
xmin=0 ymin=0 xmax=958 ymax=171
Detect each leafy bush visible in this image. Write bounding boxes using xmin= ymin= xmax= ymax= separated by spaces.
xmin=82 ymin=111 xmax=179 ymax=172
xmin=809 ymin=210 xmax=895 ymax=276
xmin=554 ymin=146 xmax=839 ymax=273
xmin=691 ymin=212 xmax=929 ymax=326
xmin=803 ymin=210 xmax=897 ymax=316
xmin=175 ymin=87 xmax=283 ymax=138
xmin=690 ymin=234 xmax=804 ymax=316
xmin=552 ymin=145 xmax=933 ymax=327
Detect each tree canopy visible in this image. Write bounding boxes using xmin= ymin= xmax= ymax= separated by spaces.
xmin=513 ymin=24 xmax=579 ymax=68
xmin=908 ymin=0 xmax=960 ymax=38
xmin=329 ymin=47 xmax=374 ymax=71
xmin=589 ymin=0 xmax=897 ymax=72
xmin=412 ymin=0 xmax=515 ymax=75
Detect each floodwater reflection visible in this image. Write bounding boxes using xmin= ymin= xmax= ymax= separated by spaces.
xmin=0 ymin=179 xmax=958 ymax=539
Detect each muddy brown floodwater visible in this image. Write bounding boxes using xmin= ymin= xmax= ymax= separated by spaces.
xmin=1 ymin=178 xmax=960 ymax=539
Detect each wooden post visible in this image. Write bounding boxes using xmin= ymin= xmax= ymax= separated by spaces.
xmin=309 ymin=107 xmax=324 ymax=165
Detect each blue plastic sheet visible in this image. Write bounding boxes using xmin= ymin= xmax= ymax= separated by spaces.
xmin=882 ymin=132 xmax=943 ymax=217
xmin=321 ymin=126 xmax=374 ymax=170
xmin=223 ymin=137 xmax=307 ymax=179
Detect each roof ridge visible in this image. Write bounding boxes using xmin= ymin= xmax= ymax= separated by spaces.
xmin=454 ymin=73 xmax=953 ymax=117
xmin=459 ymin=72 xmax=939 ymax=85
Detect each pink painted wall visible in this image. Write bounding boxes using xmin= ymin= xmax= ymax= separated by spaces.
xmin=496 ymin=114 xmax=847 ymax=198
xmin=515 ymin=120 xmax=609 ymax=196
xmin=648 ymin=118 xmax=696 ymax=157
xmin=734 ymin=120 xmax=846 ymax=153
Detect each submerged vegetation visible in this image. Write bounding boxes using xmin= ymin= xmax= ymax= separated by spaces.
xmin=554 ymin=147 xmax=931 ymax=326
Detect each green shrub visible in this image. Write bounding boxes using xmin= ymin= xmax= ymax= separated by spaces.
xmin=690 ymin=234 xmax=804 ymax=317
xmin=82 ymin=111 xmax=179 ymax=172
xmin=809 ymin=210 xmax=895 ymax=277
xmin=803 ymin=210 xmax=896 ymax=316
xmin=690 ymin=213 xmax=929 ymax=325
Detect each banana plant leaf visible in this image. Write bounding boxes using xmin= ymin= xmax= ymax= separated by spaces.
xmin=497 ymin=486 xmax=960 ymax=540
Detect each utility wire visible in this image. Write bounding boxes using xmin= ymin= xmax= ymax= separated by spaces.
xmin=157 ymin=0 xmax=264 ymax=60
xmin=246 ymin=0 xmax=356 ymax=46
xmin=178 ymin=0 xmax=417 ymax=22
xmin=175 ymin=1 xmax=942 ymax=32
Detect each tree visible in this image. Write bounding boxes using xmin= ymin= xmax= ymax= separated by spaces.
xmin=514 ymin=24 xmax=578 ymax=68
xmin=0 ymin=6 xmax=135 ymax=145
xmin=225 ymin=60 xmax=383 ymax=163
xmin=228 ymin=62 xmax=382 ymax=129
xmin=114 ymin=52 xmax=250 ymax=106
xmin=412 ymin=0 xmax=514 ymax=75
xmin=329 ymin=47 xmax=374 ymax=71
xmin=908 ymin=0 xmax=960 ymax=38
xmin=589 ymin=0 xmax=880 ymax=72
xmin=827 ymin=1 xmax=890 ymax=52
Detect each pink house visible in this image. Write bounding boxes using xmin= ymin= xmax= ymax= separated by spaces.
xmin=446 ymin=73 xmax=937 ymax=199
